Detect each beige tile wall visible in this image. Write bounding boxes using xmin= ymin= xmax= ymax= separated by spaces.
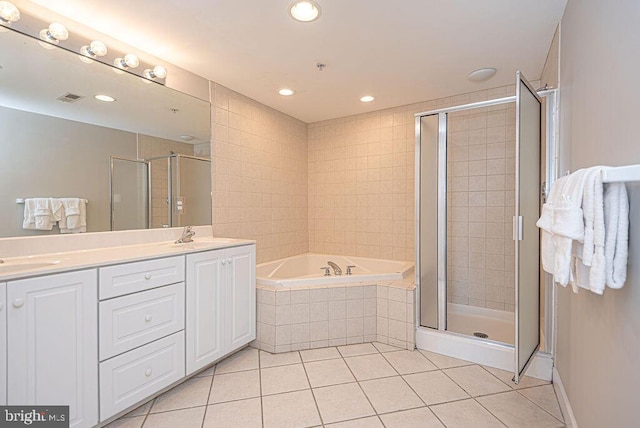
xmin=210 ymin=83 xmax=309 ymax=263
xmin=446 ymin=95 xmax=517 ymax=311
xmin=307 ymin=85 xmax=528 ymax=266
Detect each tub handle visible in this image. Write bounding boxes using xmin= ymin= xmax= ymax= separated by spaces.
xmin=320 ymin=267 xmax=331 ymax=276
xmin=346 ymin=265 xmax=356 ymax=275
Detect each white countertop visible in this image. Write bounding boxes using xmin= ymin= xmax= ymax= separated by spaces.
xmin=0 ymin=237 xmax=255 ymax=282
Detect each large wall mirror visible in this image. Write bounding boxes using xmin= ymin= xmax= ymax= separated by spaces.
xmin=0 ymin=27 xmax=212 ymax=238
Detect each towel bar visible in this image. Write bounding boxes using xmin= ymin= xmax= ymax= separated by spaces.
xmin=16 ymin=198 xmax=89 ymax=204
xmin=564 ymin=165 xmax=640 ymax=184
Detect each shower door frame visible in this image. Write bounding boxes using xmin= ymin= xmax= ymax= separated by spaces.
xmin=109 ymin=156 xmax=151 ymax=231
xmin=414 ymin=89 xmax=558 ymax=354
xmin=146 ymin=153 xmax=212 ymax=227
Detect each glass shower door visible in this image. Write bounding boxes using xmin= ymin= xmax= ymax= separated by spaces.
xmin=110 ymin=157 xmax=150 ymax=231
xmin=514 ymin=71 xmax=542 ymax=383
xmin=169 ymin=155 xmax=212 ymax=227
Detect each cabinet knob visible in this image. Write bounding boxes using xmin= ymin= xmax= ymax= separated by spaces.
xmin=13 ymin=298 xmax=24 ymax=308
xmin=227 ymin=258 xmax=233 ymax=264
xmin=221 ymin=259 xmax=227 ymax=265
xmin=145 ymin=368 xmax=152 ymax=377
xmin=144 ymin=273 xmax=152 ymax=280
xmin=145 ymin=314 xmax=152 ymax=322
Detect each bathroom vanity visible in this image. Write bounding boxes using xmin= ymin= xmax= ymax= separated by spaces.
xmin=0 ymin=237 xmax=256 ymax=428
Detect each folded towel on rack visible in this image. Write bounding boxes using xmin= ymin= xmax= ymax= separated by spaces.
xmin=604 ymin=182 xmax=629 ymax=289
xmin=22 ymin=198 xmax=56 ymax=230
xmin=59 ymin=198 xmax=87 ymax=233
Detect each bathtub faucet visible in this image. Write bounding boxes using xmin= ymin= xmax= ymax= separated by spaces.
xmin=327 ymin=261 xmax=342 ymax=276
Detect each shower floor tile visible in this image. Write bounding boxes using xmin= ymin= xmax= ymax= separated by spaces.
xmin=107 ymin=343 xmax=565 ymax=428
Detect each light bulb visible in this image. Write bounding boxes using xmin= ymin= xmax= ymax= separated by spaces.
xmin=144 ymin=65 xmax=167 ymax=80
xmin=114 ymin=53 xmax=139 ymax=70
xmin=290 ymin=1 xmax=321 ymax=22
xmin=152 ymin=65 xmax=167 ymax=79
xmin=0 ymin=1 xmax=20 ymax=24
xmin=80 ymin=41 xmax=107 ymax=63
xmin=124 ymin=53 xmax=139 ymax=68
xmin=39 ymin=22 xmax=69 ymax=45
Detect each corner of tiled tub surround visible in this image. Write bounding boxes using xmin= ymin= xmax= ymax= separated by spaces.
xmin=254 ymin=277 xmax=416 ymax=353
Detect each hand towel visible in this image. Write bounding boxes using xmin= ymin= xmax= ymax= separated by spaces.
xmin=24 ymin=198 xmax=55 ymax=230
xmin=22 ymin=198 xmax=37 ymax=230
xmin=580 ymin=168 xmax=606 ymax=293
xmin=59 ymin=198 xmax=87 ymax=234
xmin=603 ymin=183 xmax=629 ymax=289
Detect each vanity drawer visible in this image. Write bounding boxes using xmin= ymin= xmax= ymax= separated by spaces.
xmin=100 ymin=331 xmax=185 ymax=421
xmin=99 ymin=283 xmax=185 ymax=361
xmin=99 ymin=256 xmax=185 ymax=299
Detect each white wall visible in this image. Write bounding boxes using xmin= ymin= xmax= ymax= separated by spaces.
xmin=556 ymin=1 xmax=640 ymax=427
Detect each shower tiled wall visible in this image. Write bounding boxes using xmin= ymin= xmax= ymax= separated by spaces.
xmin=210 ymin=83 xmax=309 ymax=263
xmin=446 ymin=97 xmax=517 ymax=311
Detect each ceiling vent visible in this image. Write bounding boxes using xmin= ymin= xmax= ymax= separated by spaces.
xmin=56 ymin=92 xmax=84 ymax=103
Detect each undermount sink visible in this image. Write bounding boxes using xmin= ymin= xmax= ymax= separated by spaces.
xmin=0 ymin=260 xmax=62 ymax=274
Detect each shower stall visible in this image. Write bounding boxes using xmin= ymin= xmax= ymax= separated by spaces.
xmin=110 ymin=153 xmax=212 ymax=231
xmin=415 ymin=72 xmax=557 ymax=382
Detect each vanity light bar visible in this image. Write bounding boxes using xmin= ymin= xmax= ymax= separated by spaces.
xmin=4 ymin=4 xmax=167 ymax=83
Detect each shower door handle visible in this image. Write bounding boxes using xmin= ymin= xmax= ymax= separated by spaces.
xmin=512 ymin=216 xmax=523 ymax=241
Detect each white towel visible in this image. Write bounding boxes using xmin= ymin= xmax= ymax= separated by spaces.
xmin=603 ymin=183 xmax=629 ymax=289
xmin=59 ymin=198 xmax=87 ymax=234
xmin=22 ymin=198 xmax=56 ymax=230
xmin=536 ymin=169 xmax=588 ymax=286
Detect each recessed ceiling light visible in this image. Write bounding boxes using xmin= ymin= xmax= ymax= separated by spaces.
xmin=289 ymin=1 xmax=321 ymax=22
xmin=94 ymin=94 xmax=115 ymax=102
xmin=278 ymin=88 xmax=295 ymax=96
xmin=360 ymin=95 xmax=375 ymax=103
xmin=468 ymin=67 xmax=497 ymax=82
xmin=179 ymin=135 xmax=195 ymax=141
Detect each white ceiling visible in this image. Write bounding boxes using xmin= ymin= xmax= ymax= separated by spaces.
xmin=26 ymin=0 xmax=567 ymax=123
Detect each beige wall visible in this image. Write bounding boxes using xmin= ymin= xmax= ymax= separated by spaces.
xmin=0 ymin=106 xmax=137 ymax=236
xmin=447 ymin=99 xmax=517 ymax=311
xmin=556 ymin=1 xmax=640 ymax=427
xmin=210 ymin=83 xmax=309 ymax=264
xmin=540 ymin=26 xmax=560 ymax=90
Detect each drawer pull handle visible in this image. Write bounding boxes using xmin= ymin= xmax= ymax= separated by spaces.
xmin=13 ymin=298 xmax=24 ymax=308
xmin=144 ymin=273 xmax=152 ymax=280
xmin=145 ymin=314 xmax=152 ymax=322
xmin=145 ymin=368 xmax=152 ymax=377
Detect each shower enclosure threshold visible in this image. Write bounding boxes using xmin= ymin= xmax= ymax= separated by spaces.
xmin=415 ymin=326 xmax=553 ymax=381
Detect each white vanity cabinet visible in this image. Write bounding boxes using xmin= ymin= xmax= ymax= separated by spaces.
xmin=7 ymin=270 xmax=98 ymax=428
xmin=186 ymin=244 xmax=256 ymax=375
xmin=0 ymin=282 xmax=6 ymax=405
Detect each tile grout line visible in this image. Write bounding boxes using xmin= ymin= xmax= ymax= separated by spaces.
xmin=342 ymin=346 xmax=395 ymax=422
xmin=258 ymin=351 xmax=265 ymax=428
xmin=299 ymin=351 xmax=325 ymax=427
xmin=139 ymin=398 xmax=154 ymax=428
xmin=377 ymin=349 xmax=451 ymax=427
xmin=514 ymin=386 xmax=566 ymax=424
xmin=198 ymin=367 xmax=216 ymax=428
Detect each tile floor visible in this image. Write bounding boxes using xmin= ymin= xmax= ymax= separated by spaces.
xmin=108 ymin=343 xmax=565 ymax=428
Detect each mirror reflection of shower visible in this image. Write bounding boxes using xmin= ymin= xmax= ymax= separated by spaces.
xmin=110 ymin=153 xmax=211 ymax=231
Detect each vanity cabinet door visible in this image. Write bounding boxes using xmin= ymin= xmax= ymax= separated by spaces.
xmin=186 ymin=250 xmax=225 ymax=375
xmin=226 ymin=245 xmax=256 ymax=350
xmin=0 ymin=282 xmax=6 ymax=405
xmin=7 ymin=270 xmax=98 ymax=428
